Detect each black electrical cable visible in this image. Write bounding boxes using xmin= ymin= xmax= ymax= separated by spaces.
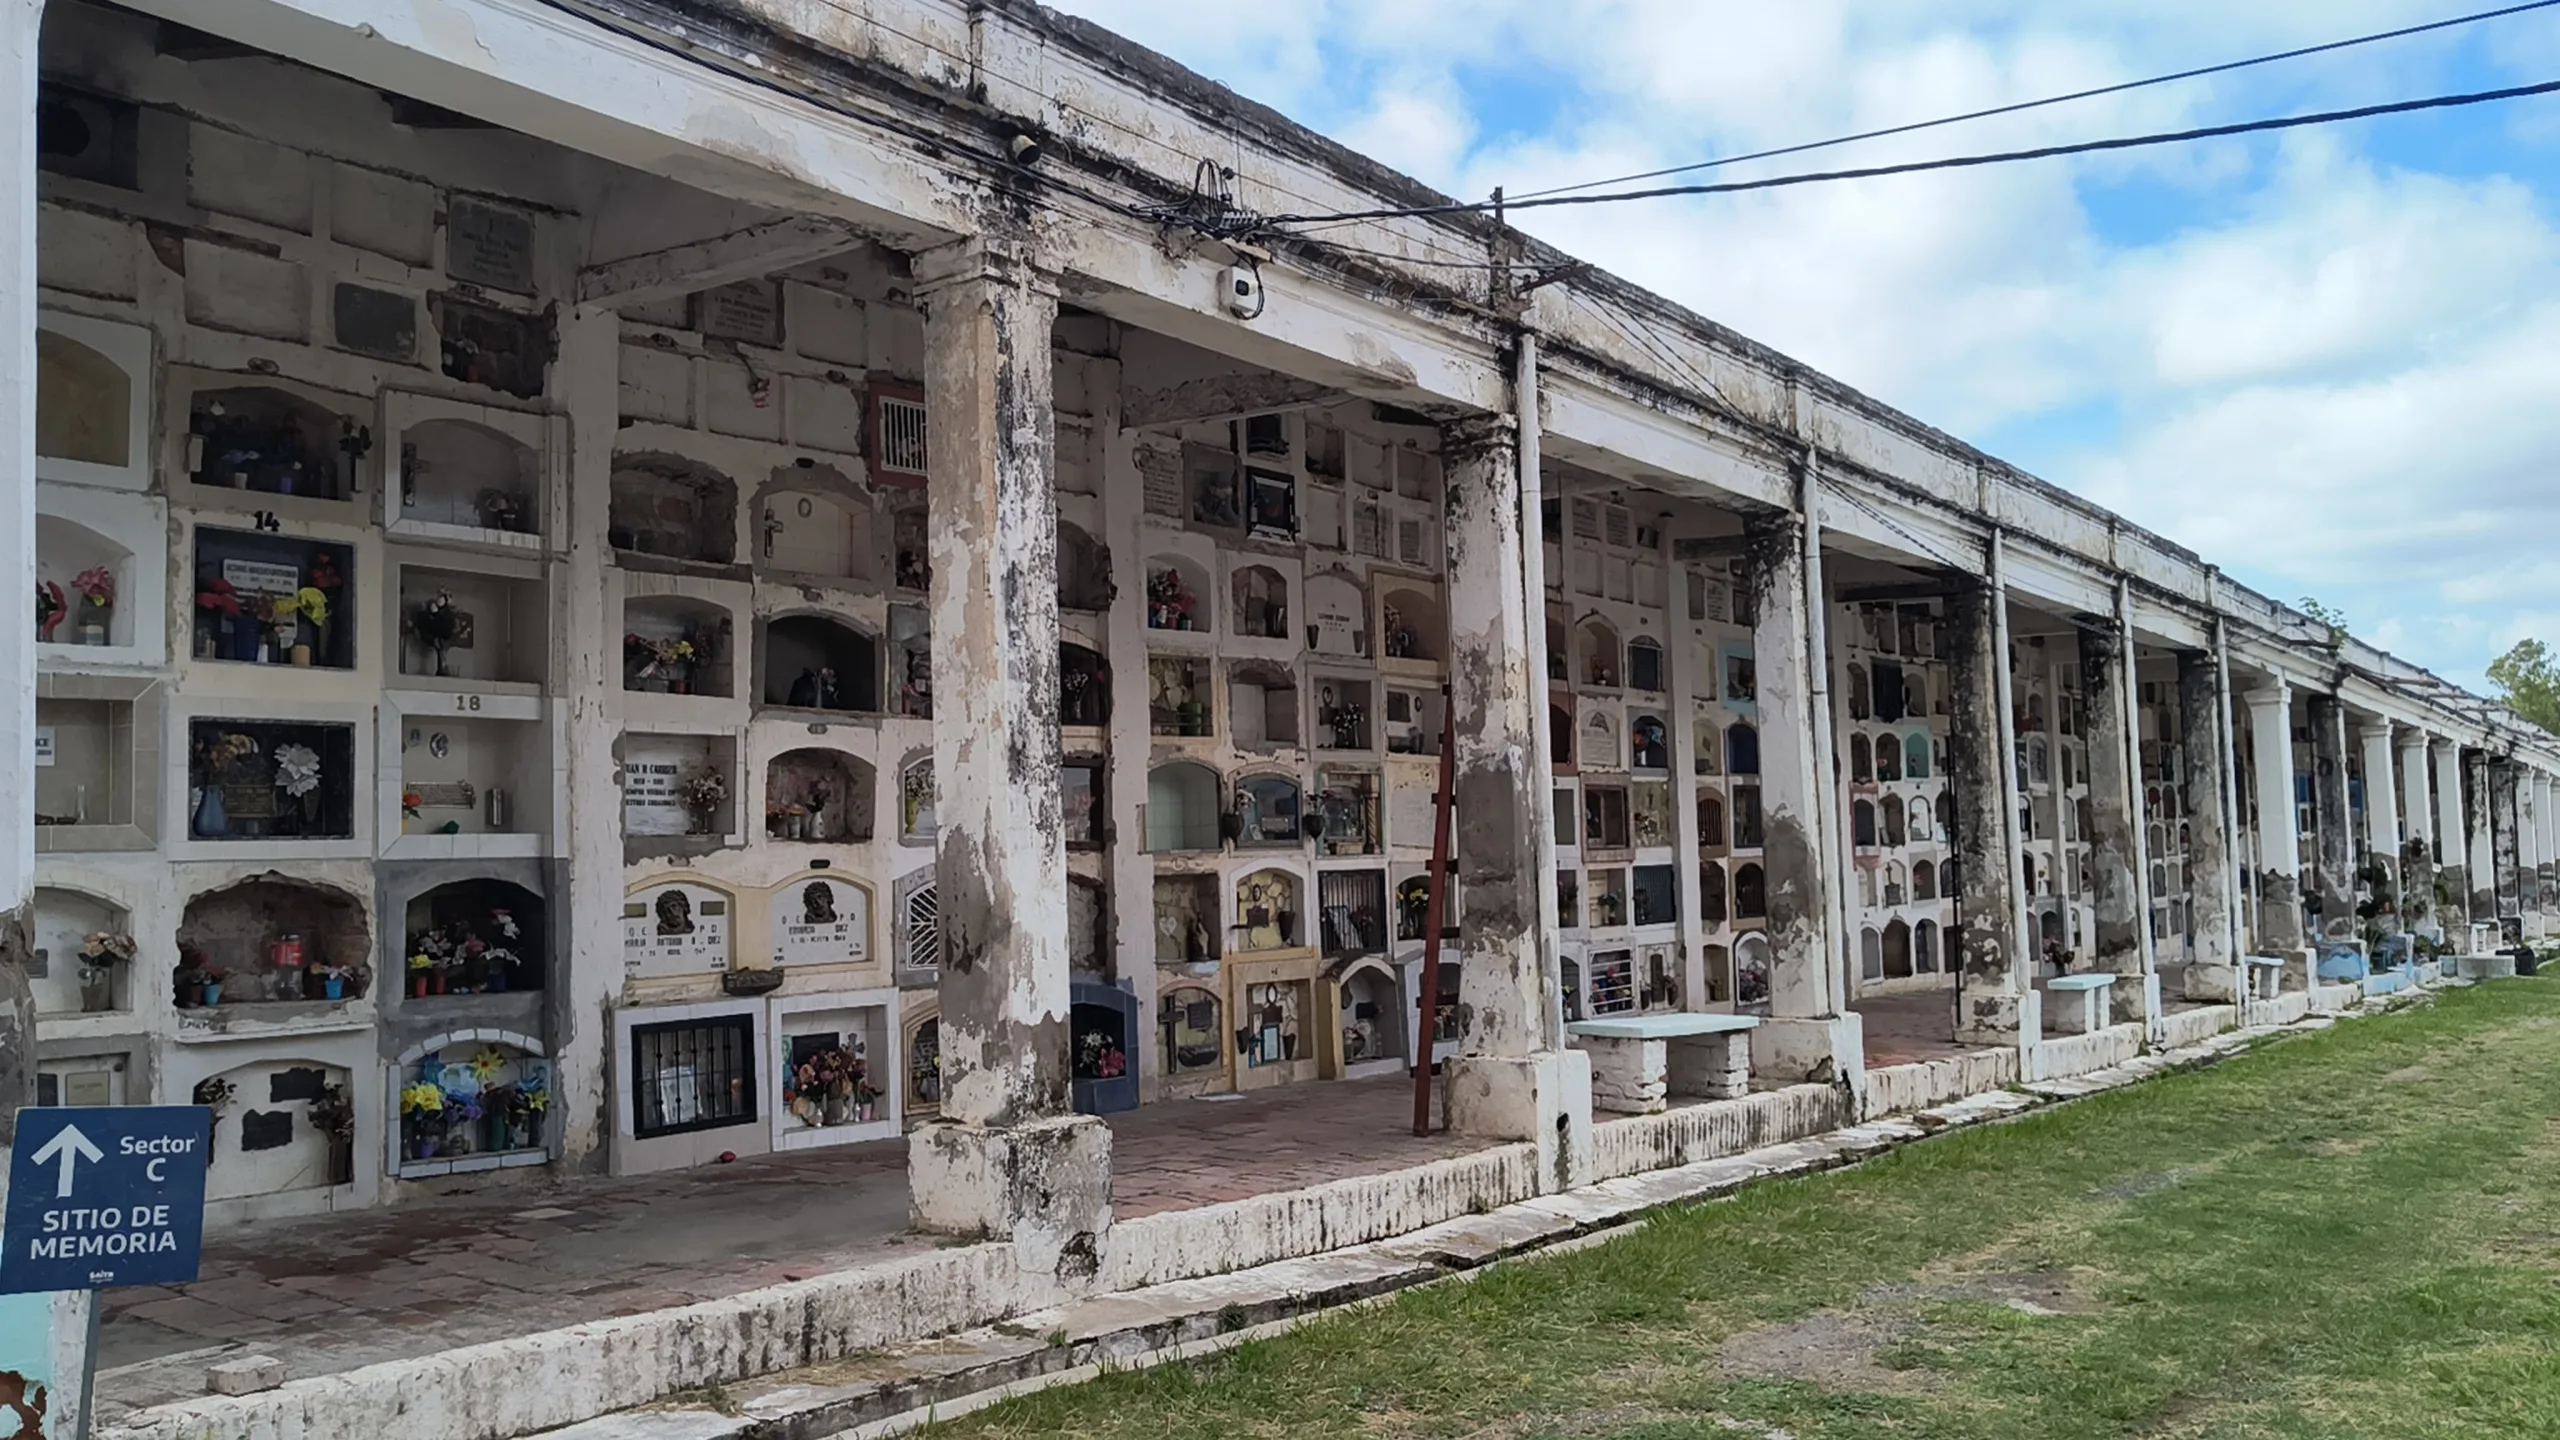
xmin=1515 ymin=0 xmax=2560 ymax=201
xmin=1262 ymin=76 xmax=2560 ymax=227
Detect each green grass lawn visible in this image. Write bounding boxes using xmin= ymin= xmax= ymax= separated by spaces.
xmin=931 ymin=981 xmax=2560 ymax=1439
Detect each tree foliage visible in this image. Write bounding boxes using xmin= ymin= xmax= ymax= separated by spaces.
xmin=2488 ymin=638 xmax=2560 ymax=735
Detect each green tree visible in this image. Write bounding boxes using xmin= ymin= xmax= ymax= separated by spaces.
xmin=2487 ymin=638 xmax=2560 ymax=734
xmin=2298 ymin=595 xmax=2348 ymax=642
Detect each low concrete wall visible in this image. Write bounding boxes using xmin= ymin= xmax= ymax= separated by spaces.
xmin=1861 ymin=1048 xmax=2019 ymax=1118
xmin=2306 ymin=981 xmax=2364 ymax=1014
xmin=2157 ymin=1005 xmax=2237 ymax=1051
xmin=2245 ymin=991 xmax=2313 ymax=1028
xmin=1101 ymin=1144 xmax=1542 ymax=1292
xmin=2026 ymin=1023 xmax=2144 ymax=1082
xmin=1588 ymin=1084 xmax=1847 ymax=1182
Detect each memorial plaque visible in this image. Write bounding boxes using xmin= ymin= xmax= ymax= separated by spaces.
xmin=770 ymin=877 xmax=870 ymax=966
xmin=622 ymin=882 xmax=732 ymax=977
xmin=697 ymin=280 xmax=784 ymax=346
xmin=447 ymin=197 xmax=536 ymax=293
xmin=333 ymin=282 xmax=417 ymax=361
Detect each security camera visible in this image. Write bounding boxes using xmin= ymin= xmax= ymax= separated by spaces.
xmin=1008 ymin=132 xmax=1042 ymax=165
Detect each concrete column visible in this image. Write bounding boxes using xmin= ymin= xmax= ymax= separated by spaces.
xmin=2308 ymin=698 xmax=2356 ymax=951
xmin=2464 ymin=749 xmax=2497 ymax=932
xmin=2516 ymin=769 xmax=2543 ymax=939
xmin=1739 ymin=493 xmax=1862 ymax=1091
xmin=552 ymin=308 xmax=623 ymax=1170
xmin=2357 ymin=721 xmax=2401 ymax=936
xmin=2396 ymin=730 xmax=2434 ymax=936
xmin=2490 ymin=759 xmax=2522 ymax=941
xmin=1441 ymin=410 xmax=1591 ymax=1192
xmin=2433 ymin=739 xmax=2469 ymax=935
xmin=906 ymin=238 xmax=1110 ymax=1268
xmin=1947 ymin=566 xmax=2028 ymax=1044
xmin=2244 ymin=683 xmax=2306 ymax=968
xmin=2076 ymin=612 xmax=2148 ymax=1024
xmin=2177 ymin=648 xmax=2238 ymax=999
xmin=2538 ymin=773 xmax=2557 ymax=923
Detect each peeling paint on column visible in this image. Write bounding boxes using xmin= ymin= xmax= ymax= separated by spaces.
xmin=1945 ymin=579 xmax=2024 ymax=1041
xmin=0 ymin=903 xmax=33 ymax=1148
xmin=1441 ymin=412 xmax=1553 ymax=1060
xmin=2177 ymin=650 xmax=2235 ymax=978
xmin=2077 ymin=618 xmax=2144 ymax=1021
xmin=2490 ymin=758 xmax=2522 ymax=939
xmin=1740 ymin=514 xmax=1833 ymax=1021
xmin=2309 ymin=698 xmax=2356 ymax=948
xmin=2246 ymin=685 xmax=2305 ymax=957
xmin=2464 ymin=749 xmax=2497 ymax=929
xmin=915 ymin=237 xmax=1070 ymax=1130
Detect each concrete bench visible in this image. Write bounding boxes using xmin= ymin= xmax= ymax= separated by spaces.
xmin=1566 ymin=1013 xmax=1759 ymax=1114
xmin=2043 ymin=973 xmax=2116 ymax=1036
xmin=2241 ymin=955 xmax=2289 ymax=1002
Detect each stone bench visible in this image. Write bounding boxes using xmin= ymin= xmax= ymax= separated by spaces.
xmin=2043 ymin=973 xmax=2116 ymax=1036
xmin=1565 ymin=1013 xmax=1759 ymax=1114
xmin=2242 ymin=955 xmax=2289 ymax=1002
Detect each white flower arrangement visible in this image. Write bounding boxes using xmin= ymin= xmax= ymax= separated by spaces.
xmin=274 ymin=742 xmax=323 ymax=799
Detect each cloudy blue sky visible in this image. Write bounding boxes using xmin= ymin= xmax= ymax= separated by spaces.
xmin=1055 ymin=0 xmax=2560 ymax=689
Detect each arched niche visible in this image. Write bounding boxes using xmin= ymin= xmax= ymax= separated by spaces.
xmin=1230 ymin=564 xmax=1290 ymax=640
xmin=1068 ymin=876 xmax=1111 ymax=977
xmin=402 ymin=877 xmax=545 ymax=995
xmin=1860 ymin=927 xmax=1883 ymax=981
xmin=393 ymin=1032 xmax=550 ymax=1165
xmin=187 ymin=385 xmax=356 ymax=500
xmin=1229 ymin=661 xmax=1298 ymax=749
xmin=1305 ymin=571 xmax=1369 ymax=658
xmin=1876 ymin=733 xmax=1903 ymax=782
xmin=1546 ymin=615 xmax=1569 ymax=684
xmin=1334 ymin=959 xmax=1405 ymax=1067
xmin=1904 ymin=732 xmax=1931 ymax=779
xmin=1550 ymin=703 xmax=1575 ymax=766
xmin=1847 ymin=665 xmax=1872 ymax=721
xmin=1144 ymin=554 xmax=1211 ymax=633
xmin=1233 ymin=868 xmax=1305 ymax=952
xmin=905 ymin=1013 xmax=942 ymax=1113
xmin=1850 ymin=734 xmax=1873 ymax=784
xmin=1882 ymin=800 xmax=1907 ymax=847
xmin=888 ymin=604 xmax=932 ymax=719
xmin=1909 ymin=796 xmax=1933 ymax=842
xmin=1580 ymin=711 xmax=1620 ymax=769
xmin=1393 ymin=875 xmax=1435 ymax=942
xmin=1700 ymin=862 xmax=1728 ymax=924
xmin=1060 ymin=643 xmax=1112 ymax=727
xmin=1234 ymin=771 xmax=1303 ymax=846
xmin=1853 ymin=799 xmax=1878 ymax=848
xmin=1913 ymin=859 xmax=1938 ymax=901
xmin=1629 ymin=713 xmax=1669 ymax=771
xmin=1884 ymin=860 xmax=1908 ymax=906
xmin=178 ymin=874 xmax=369 ymax=1006
xmin=1628 ymin=636 xmax=1665 ymax=694
xmin=623 ymin=595 xmax=734 ymax=697
xmin=1144 ymin=760 xmax=1223 ymax=853
xmin=1726 ymin=723 xmax=1761 ymax=776
xmin=1579 ymin=616 xmax=1622 ymax=689
xmin=1858 ymin=867 xmax=1877 ymax=908
xmin=758 ymin=472 xmax=874 ymax=583
xmin=1059 ymin=522 xmax=1114 ymax=612
xmin=1883 ymin=918 xmax=1912 ymax=978
xmin=885 ymin=495 xmax=930 ymax=592
xmin=1734 ymin=933 xmax=1771 ymax=1005
xmin=1937 ymin=790 xmax=1956 ymax=836
xmin=897 ymin=754 xmax=936 ymax=842
xmin=36 ymin=326 xmax=136 ymax=474
xmin=33 ymin=887 xmax=132 ymax=1018
xmin=1904 ymin=672 xmax=1929 ymax=718
xmin=1698 ymin=793 xmax=1727 ymax=854
xmin=1694 ymin=718 xmax=1722 ymax=776
xmin=764 ymin=747 xmax=878 ymax=843
xmin=610 ymin=453 xmax=737 ymax=564
xmin=1159 ymin=985 xmax=1224 ymax=1078
xmin=1379 ymin=585 xmax=1444 ymax=665
xmin=1916 ymin=918 xmax=1940 ymax=971
xmin=34 ymin=514 xmax=135 ymax=648
xmin=761 ymin=612 xmax=880 ymax=712
xmin=1734 ymin=863 xmax=1767 ymax=919
xmin=400 ymin=418 xmax=539 ymax=532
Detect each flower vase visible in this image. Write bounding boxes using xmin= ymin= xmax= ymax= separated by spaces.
xmin=78 ymin=972 xmax=112 ymax=1013
xmin=324 ymin=977 xmax=345 ymax=1001
xmin=486 ymin=968 xmax=507 ymax=993
xmin=433 ymin=643 xmax=454 ymax=678
xmin=192 ymin=786 xmax=229 ymax=839
xmin=431 ymin=972 xmax=448 ymax=995
xmin=822 ymin=1092 xmax=851 ymax=1126
xmin=79 ymin=602 xmax=111 ymax=646
xmin=411 ymin=975 xmax=428 ymax=999
xmin=291 ymin=641 xmax=313 ymax=667
xmin=202 ymin=983 xmax=223 ymax=1006
xmin=227 ymin=617 xmax=261 ymax=661
xmin=179 ymin=983 xmax=204 ymax=1009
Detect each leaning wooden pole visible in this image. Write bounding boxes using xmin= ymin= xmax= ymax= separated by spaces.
xmin=1413 ymin=682 xmax=1458 ymax=1136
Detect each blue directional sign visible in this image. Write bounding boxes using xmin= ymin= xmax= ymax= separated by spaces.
xmin=1 ymin=1107 xmax=210 ymax=1294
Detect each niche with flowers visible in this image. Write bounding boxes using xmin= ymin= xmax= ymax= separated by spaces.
xmin=400 ymin=878 xmax=545 ymax=998
xmin=186 ymin=718 xmax=357 ymax=842
xmin=190 ymin=529 xmax=355 ymax=669
xmin=176 ymin=875 xmax=369 ymax=1009
xmin=393 ymin=1036 xmax=552 ymax=1173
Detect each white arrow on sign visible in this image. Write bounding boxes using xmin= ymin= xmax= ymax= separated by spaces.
xmin=30 ymin=1124 xmax=104 ymax=1199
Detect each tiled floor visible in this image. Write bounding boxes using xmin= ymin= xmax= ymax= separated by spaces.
xmin=95 ymin=1074 xmax=1488 ymax=1417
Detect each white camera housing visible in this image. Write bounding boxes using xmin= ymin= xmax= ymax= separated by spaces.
xmin=1218 ymin=265 xmax=1263 ymax=318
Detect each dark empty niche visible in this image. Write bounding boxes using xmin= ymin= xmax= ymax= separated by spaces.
xmin=334 ymin=283 xmax=418 ymax=363
xmin=612 ymin=454 xmax=738 ymax=565
xmin=431 ymin=293 xmax=552 ymax=400
xmin=269 ymin=1067 xmax=329 ymax=1103
xmin=239 ymin=1109 xmax=295 ymax=1151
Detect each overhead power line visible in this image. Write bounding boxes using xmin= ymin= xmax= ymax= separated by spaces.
xmin=1514 ymin=0 xmax=2560 ymax=201
xmin=1261 ymin=76 xmax=2560 ymax=228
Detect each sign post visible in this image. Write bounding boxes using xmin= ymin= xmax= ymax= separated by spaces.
xmin=0 ymin=1107 xmax=212 ymax=1438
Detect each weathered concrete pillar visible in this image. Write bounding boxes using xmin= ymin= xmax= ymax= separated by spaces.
xmin=2537 ymin=772 xmax=2557 ymax=924
xmin=2433 ymin=738 xmax=2470 ymax=938
xmin=2177 ymin=647 xmax=2239 ymax=999
xmin=2396 ymin=729 xmax=2434 ymax=937
xmin=2464 ymin=748 xmax=2497 ymax=933
xmin=906 ymin=238 xmax=1110 ymax=1271
xmin=1740 ymin=497 xmax=1863 ymax=1090
xmin=2244 ymin=683 xmax=2306 ymax=972
xmin=1441 ymin=410 xmax=1592 ymax=1192
xmin=2490 ymin=759 xmax=2522 ymax=942
xmin=2516 ymin=768 xmax=2543 ymax=940
xmin=1946 ymin=569 xmax=2028 ymax=1044
xmin=2357 ymin=720 xmax=2401 ymax=938
xmin=2308 ymin=698 xmax=2356 ymax=951
xmin=2076 ymin=613 xmax=2148 ymax=1024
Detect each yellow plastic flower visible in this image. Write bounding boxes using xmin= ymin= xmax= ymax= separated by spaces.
xmin=296 ymin=587 xmax=329 ymax=629
xmin=399 ymin=1083 xmax=445 ymax=1116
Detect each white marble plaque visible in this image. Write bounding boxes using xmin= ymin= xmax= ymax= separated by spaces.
xmin=622 ymin=882 xmax=731 ymax=976
xmin=771 ymin=877 xmax=871 ymax=966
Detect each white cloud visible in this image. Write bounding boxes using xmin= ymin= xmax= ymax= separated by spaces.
xmin=1050 ymin=0 xmax=2560 ymax=686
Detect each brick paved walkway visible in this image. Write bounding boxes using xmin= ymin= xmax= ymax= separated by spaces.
xmin=95 ymin=1074 xmax=1485 ymax=1419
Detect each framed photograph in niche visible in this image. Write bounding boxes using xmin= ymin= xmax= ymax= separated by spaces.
xmin=1246 ymin=467 xmax=1297 ymax=540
